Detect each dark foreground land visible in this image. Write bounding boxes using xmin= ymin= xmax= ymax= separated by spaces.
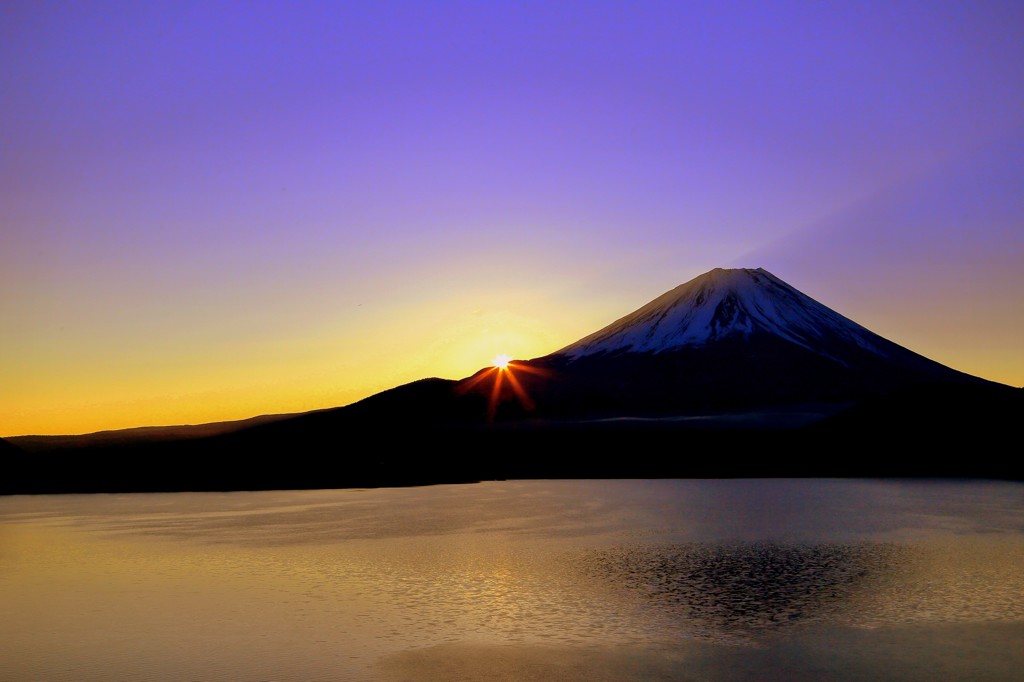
xmin=3 ymin=382 xmax=1022 ymax=494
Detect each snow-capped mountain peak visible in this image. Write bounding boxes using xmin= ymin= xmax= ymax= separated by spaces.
xmin=553 ymin=267 xmax=886 ymax=361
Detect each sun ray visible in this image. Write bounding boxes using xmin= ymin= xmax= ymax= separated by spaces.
xmin=456 ymin=355 xmax=554 ymax=421
xmin=458 ymin=366 xmax=497 ymax=393
xmin=502 ymin=367 xmax=535 ymax=411
xmin=503 ymin=362 xmax=551 ymax=378
xmin=488 ymin=366 xmax=505 ymax=421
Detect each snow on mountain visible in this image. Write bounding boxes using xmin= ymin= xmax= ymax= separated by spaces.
xmin=553 ymin=268 xmax=890 ymax=362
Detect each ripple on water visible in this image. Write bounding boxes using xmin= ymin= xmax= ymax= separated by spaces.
xmin=580 ymin=540 xmax=1024 ymax=644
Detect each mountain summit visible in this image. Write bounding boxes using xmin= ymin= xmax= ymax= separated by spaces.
xmin=523 ymin=267 xmax=986 ymax=414
xmin=548 ymin=267 xmax=964 ymax=376
xmin=555 ymin=268 xmax=885 ymax=361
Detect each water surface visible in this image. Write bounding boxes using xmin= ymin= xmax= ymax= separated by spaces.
xmin=2 ymin=479 xmax=1023 ymax=680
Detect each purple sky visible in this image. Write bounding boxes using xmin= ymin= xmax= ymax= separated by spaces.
xmin=3 ymin=1 xmax=1023 ymax=435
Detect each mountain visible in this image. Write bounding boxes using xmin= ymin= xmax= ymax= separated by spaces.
xmin=476 ymin=267 xmax=989 ymax=419
xmin=8 ymin=413 xmax=296 ymax=453
xmin=4 ymin=267 xmax=1019 ymax=492
xmin=556 ymin=267 xmax=942 ymax=363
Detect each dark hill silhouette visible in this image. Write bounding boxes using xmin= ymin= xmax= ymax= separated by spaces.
xmin=808 ymin=382 xmax=1024 ymax=476
xmin=4 ymin=268 xmax=1019 ymax=493
xmin=8 ymin=413 xmax=294 ymax=453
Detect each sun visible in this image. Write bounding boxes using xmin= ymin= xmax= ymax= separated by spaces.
xmin=493 ymin=353 xmax=512 ymax=369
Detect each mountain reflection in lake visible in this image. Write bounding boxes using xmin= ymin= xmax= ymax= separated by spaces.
xmin=582 ymin=542 xmax=911 ymax=642
xmin=2 ymin=479 xmax=1023 ymax=681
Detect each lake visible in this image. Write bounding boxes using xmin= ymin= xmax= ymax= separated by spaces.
xmin=2 ymin=479 xmax=1023 ymax=681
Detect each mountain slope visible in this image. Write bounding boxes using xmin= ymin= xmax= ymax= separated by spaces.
xmin=491 ymin=268 xmax=992 ymax=417
xmin=553 ymin=268 xmax=965 ymax=376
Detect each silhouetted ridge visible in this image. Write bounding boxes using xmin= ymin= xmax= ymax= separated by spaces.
xmin=5 ymin=268 xmax=1017 ymax=493
xmin=474 ymin=267 xmax=993 ymax=419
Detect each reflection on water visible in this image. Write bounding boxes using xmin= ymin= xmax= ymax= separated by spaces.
xmin=2 ymin=480 xmax=1024 ymax=681
xmin=583 ymin=542 xmax=910 ymax=642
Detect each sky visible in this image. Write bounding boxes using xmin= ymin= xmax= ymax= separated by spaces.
xmin=3 ymin=0 xmax=1023 ymax=436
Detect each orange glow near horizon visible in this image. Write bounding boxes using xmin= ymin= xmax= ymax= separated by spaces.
xmin=1 ymin=288 xmax=586 ymax=436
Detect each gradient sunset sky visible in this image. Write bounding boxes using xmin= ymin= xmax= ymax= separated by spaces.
xmin=4 ymin=1 xmax=1023 ymax=436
